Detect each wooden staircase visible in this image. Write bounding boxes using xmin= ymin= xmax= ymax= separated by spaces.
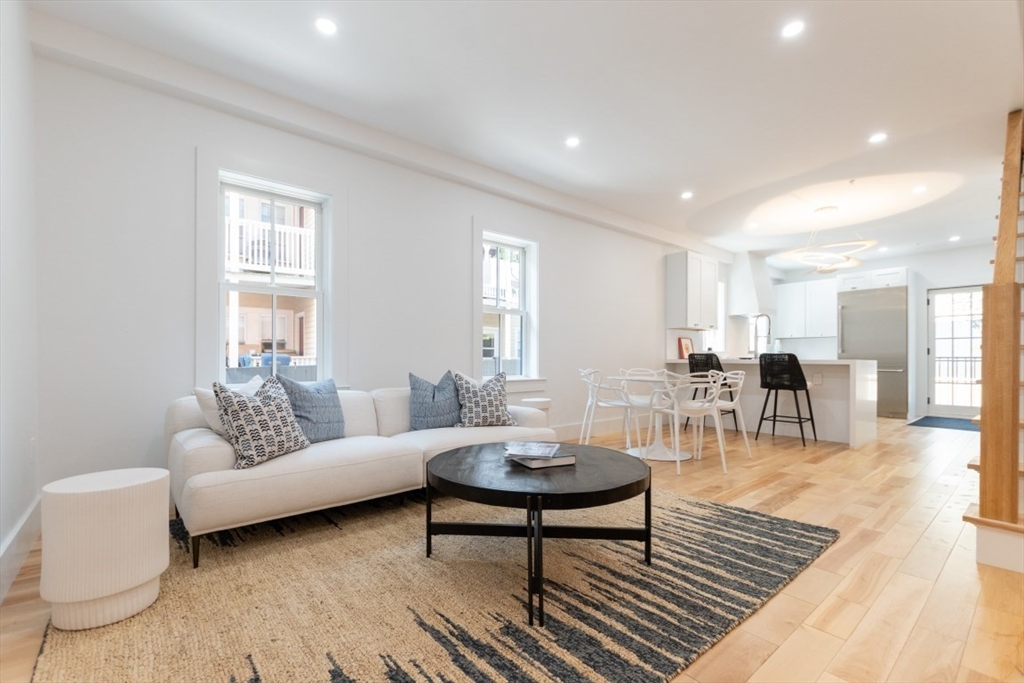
xmin=963 ymin=109 xmax=1024 ymax=573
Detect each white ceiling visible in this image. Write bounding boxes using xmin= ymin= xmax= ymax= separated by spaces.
xmin=29 ymin=0 xmax=1024 ymax=268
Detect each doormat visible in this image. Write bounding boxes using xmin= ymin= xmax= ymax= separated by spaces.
xmin=908 ymin=416 xmax=979 ymax=432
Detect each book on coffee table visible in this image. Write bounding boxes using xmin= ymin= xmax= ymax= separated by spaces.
xmin=509 ymin=454 xmax=576 ymax=469
xmin=503 ymin=442 xmax=561 ymax=458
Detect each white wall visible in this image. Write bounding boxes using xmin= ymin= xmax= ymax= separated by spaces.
xmin=0 ymin=0 xmax=41 ymax=601
xmin=32 ymin=55 xmax=671 ymax=489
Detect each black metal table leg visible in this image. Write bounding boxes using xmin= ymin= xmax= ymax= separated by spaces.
xmin=644 ymin=484 xmax=652 ymax=565
xmin=535 ymin=496 xmax=544 ymax=627
xmin=425 ymin=482 xmax=432 ymax=558
xmin=526 ymin=496 xmax=534 ymax=626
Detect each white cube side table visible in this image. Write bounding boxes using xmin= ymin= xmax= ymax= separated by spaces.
xmin=40 ymin=467 xmax=170 ymax=630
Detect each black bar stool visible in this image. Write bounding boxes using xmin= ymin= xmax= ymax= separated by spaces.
xmin=684 ymin=353 xmax=738 ymax=432
xmin=755 ymin=353 xmax=817 ymax=447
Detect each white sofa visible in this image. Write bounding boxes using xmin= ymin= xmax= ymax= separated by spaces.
xmin=165 ymin=387 xmax=556 ymax=566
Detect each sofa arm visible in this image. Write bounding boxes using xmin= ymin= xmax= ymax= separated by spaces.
xmin=168 ymin=428 xmax=236 ymax=512
xmin=508 ymin=405 xmax=548 ymax=429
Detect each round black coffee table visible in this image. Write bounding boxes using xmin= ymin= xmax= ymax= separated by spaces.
xmin=425 ymin=442 xmax=651 ymax=627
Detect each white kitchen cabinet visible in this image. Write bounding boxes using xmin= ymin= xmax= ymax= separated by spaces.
xmin=837 ymin=267 xmax=907 ymax=291
xmin=870 ymin=267 xmax=907 ymax=288
xmin=805 ymin=278 xmax=837 ymax=337
xmin=773 ymin=278 xmax=837 ymax=338
xmin=666 ymin=251 xmax=719 ymax=330
xmin=774 ymin=282 xmax=807 ymax=338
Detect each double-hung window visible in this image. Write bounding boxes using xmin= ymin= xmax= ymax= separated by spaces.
xmin=220 ymin=175 xmax=326 ymax=383
xmin=481 ymin=233 xmax=535 ymax=378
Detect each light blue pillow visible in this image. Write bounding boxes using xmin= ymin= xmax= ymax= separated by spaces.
xmin=409 ymin=371 xmax=461 ymax=430
xmin=276 ymin=376 xmax=345 ymax=443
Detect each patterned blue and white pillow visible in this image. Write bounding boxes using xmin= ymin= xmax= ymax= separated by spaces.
xmin=409 ymin=371 xmax=461 ymax=430
xmin=276 ymin=375 xmax=345 ymax=443
xmin=453 ymin=372 xmax=517 ymax=428
xmin=213 ymin=376 xmax=310 ymax=469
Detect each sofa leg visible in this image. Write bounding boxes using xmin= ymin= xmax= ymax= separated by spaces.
xmin=191 ymin=535 xmax=200 ymax=568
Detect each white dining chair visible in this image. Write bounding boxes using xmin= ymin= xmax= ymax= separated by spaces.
xmin=648 ymin=371 xmax=725 ymax=474
xmin=712 ymin=370 xmax=753 ymax=473
xmin=578 ymin=369 xmax=640 ymax=450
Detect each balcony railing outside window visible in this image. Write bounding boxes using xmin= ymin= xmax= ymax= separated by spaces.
xmin=225 ymin=218 xmax=316 ymax=281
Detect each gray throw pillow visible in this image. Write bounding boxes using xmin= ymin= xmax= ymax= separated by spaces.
xmin=453 ymin=372 xmax=517 ymax=427
xmin=409 ymin=371 xmax=461 ymax=430
xmin=276 ymin=376 xmax=345 ymax=443
xmin=213 ymin=376 xmax=311 ymax=469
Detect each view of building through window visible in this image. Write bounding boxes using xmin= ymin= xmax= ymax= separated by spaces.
xmin=481 ymin=236 xmax=528 ymax=377
xmin=221 ymin=181 xmax=324 ymax=383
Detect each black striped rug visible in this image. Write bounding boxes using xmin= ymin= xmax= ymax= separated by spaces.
xmin=32 ymin=489 xmax=838 ymax=683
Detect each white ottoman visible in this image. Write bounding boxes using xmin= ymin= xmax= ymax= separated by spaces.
xmin=40 ymin=468 xmax=170 ymax=630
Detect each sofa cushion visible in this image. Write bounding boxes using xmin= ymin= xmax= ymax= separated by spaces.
xmin=370 ymin=388 xmax=411 ymax=437
xmin=178 ymin=436 xmax=424 ymax=535
xmin=194 ymin=376 xmax=262 ymax=436
xmin=453 ymin=372 xmax=517 ymax=427
xmin=391 ymin=425 xmax=557 ymax=462
xmin=409 ymin=371 xmax=461 ymax=430
xmin=277 ymin=376 xmax=345 ymax=443
xmin=336 ymin=391 xmax=380 ymax=437
xmin=214 ymin=376 xmax=310 ymax=469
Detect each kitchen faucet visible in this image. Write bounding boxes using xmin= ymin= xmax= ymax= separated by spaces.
xmin=753 ymin=313 xmax=772 ymax=355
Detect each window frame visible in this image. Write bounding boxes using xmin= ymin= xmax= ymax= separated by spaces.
xmin=472 ymin=225 xmax=540 ymax=383
xmin=217 ymin=172 xmax=329 ymax=382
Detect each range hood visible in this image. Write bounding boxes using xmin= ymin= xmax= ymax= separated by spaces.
xmin=727 ymin=251 xmax=776 ymax=317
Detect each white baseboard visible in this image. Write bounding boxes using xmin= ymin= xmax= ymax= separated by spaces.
xmin=0 ymin=495 xmax=41 ymax=604
xmin=976 ymin=525 xmax=1024 ymax=574
xmin=552 ymin=415 xmax=654 ymax=445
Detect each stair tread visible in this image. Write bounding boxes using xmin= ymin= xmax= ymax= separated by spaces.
xmin=963 ymin=503 xmax=1024 ymax=534
xmin=967 ymin=457 xmax=1024 ymax=475
xmin=969 ymin=413 xmax=1024 ymax=428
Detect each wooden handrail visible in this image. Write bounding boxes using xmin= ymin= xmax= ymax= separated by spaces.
xmin=992 ymin=110 xmax=1023 ymax=284
xmin=978 ymin=109 xmax=1023 ymax=525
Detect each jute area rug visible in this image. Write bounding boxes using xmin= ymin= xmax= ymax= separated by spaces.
xmin=32 ymin=489 xmax=839 ymax=683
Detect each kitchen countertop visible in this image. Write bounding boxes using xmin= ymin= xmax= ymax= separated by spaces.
xmin=667 ymin=358 xmax=863 ymax=366
xmin=664 ymin=357 xmax=878 ymax=448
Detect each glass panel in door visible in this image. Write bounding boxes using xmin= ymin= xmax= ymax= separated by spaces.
xmin=929 ymin=287 xmax=982 ymax=418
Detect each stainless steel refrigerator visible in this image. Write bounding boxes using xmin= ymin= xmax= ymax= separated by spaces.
xmin=838 ymin=286 xmax=908 ymax=418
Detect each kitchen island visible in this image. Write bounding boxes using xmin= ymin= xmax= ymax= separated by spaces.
xmin=667 ymin=358 xmax=877 ymax=448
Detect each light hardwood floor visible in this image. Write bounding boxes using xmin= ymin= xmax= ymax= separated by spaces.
xmin=1 ymin=419 xmax=1021 ymax=682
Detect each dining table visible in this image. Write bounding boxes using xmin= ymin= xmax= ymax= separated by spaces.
xmin=607 ymin=375 xmax=693 ymax=463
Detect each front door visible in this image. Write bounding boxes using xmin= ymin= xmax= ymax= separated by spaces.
xmin=928 ymin=286 xmax=983 ymax=418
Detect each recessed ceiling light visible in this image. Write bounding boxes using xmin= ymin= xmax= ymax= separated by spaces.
xmin=868 ymin=132 xmax=888 ymax=144
xmin=912 ymin=185 xmax=927 ymax=193
xmin=781 ymin=21 xmax=805 ymax=38
xmin=814 ymin=205 xmax=840 ymax=214
xmin=879 ymin=246 xmax=889 ymax=252
xmin=565 ymin=136 xmax=580 ymax=148
xmin=680 ymin=191 xmax=694 ymax=200
xmin=315 ymin=18 xmax=337 ymax=35
xmin=949 ymin=235 xmax=961 ymax=242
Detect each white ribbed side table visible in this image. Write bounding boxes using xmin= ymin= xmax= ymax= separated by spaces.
xmin=40 ymin=468 xmax=169 ymax=630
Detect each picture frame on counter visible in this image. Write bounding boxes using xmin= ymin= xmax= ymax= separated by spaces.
xmin=678 ymin=337 xmax=694 ymax=359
